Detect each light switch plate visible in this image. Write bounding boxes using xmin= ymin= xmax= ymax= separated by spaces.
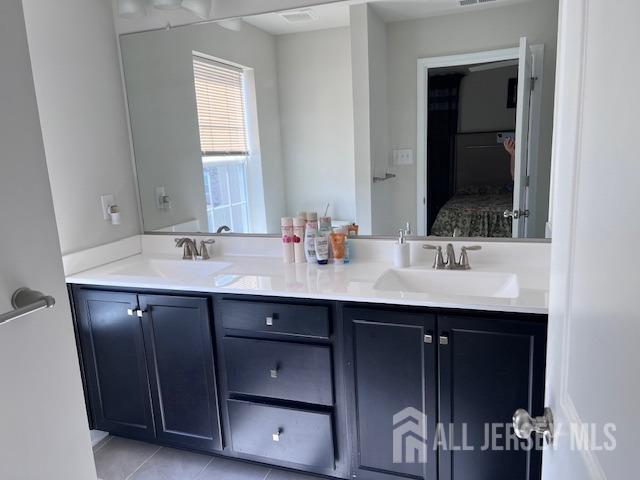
xmin=100 ymin=194 xmax=115 ymax=220
xmin=393 ymin=148 xmax=414 ymax=166
xmin=155 ymin=186 xmax=166 ymax=209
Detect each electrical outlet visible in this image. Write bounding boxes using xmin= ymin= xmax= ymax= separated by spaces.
xmin=100 ymin=194 xmax=115 ymax=220
xmin=392 ymin=149 xmax=414 ymax=166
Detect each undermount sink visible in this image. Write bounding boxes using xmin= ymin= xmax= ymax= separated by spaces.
xmin=107 ymin=258 xmax=232 ymax=279
xmin=373 ymin=268 xmax=520 ymax=299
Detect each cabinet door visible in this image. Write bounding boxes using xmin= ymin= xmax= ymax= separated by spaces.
xmin=75 ymin=289 xmax=155 ymax=440
xmin=438 ymin=315 xmax=546 ymax=480
xmin=140 ymin=295 xmax=222 ymax=452
xmin=344 ymin=308 xmax=437 ymax=480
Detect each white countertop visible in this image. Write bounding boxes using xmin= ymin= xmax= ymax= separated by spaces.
xmin=66 ymin=252 xmax=549 ymax=315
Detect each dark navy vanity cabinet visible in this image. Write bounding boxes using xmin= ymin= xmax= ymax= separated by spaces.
xmin=70 ymin=286 xmax=546 ymax=480
xmin=72 ymin=288 xmax=222 ymax=452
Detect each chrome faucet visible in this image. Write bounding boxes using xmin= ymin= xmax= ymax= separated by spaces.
xmin=216 ymin=225 xmax=231 ymax=233
xmin=175 ymin=238 xmax=215 ymax=260
xmin=423 ymin=243 xmax=482 ymax=270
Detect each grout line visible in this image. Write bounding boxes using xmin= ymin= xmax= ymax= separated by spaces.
xmin=124 ymin=445 xmax=163 ymax=480
xmin=193 ymin=457 xmax=215 ymax=480
xmin=92 ymin=435 xmax=113 ymax=454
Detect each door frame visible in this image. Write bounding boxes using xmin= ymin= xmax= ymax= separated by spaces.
xmin=416 ymin=45 xmax=545 ymax=236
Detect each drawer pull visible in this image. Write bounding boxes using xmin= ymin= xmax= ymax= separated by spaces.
xmin=127 ymin=308 xmax=144 ymax=317
xmin=272 ymin=428 xmax=282 ymax=442
xmin=439 ymin=335 xmax=449 ymax=345
xmin=270 ymin=367 xmax=279 ymax=379
xmin=266 ymin=316 xmax=274 ymax=326
xmin=127 ymin=308 xmax=135 ymax=316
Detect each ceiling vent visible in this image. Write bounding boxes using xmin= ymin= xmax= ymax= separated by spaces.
xmin=279 ymin=9 xmax=318 ymax=23
xmin=459 ymin=0 xmax=496 ymax=6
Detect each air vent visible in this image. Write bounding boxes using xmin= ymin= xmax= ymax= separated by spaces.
xmin=279 ymin=9 xmax=318 ymax=23
xmin=459 ymin=0 xmax=496 ymax=6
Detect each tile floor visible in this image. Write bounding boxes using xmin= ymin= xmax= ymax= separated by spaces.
xmin=94 ymin=436 xmax=319 ymax=480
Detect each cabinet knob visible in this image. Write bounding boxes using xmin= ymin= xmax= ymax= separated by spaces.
xmin=439 ymin=335 xmax=449 ymax=345
xmin=127 ymin=308 xmax=144 ymax=317
xmin=270 ymin=367 xmax=279 ymax=378
xmin=272 ymin=428 xmax=282 ymax=442
xmin=136 ymin=309 xmax=145 ymax=318
xmin=266 ymin=316 xmax=274 ymax=326
xmin=127 ymin=308 xmax=135 ymax=316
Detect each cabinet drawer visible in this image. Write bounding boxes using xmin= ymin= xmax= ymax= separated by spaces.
xmin=228 ymin=400 xmax=335 ymax=468
xmin=224 ymin=337 xmax=333 ymax=406
xmin=219 ymin=300 xmax=330 ymax=339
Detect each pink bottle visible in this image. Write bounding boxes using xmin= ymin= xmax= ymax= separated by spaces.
xmin=281 ymin=217 xmax=294 ymax=263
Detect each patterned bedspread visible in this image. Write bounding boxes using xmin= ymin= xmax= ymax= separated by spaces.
xmin=431 ymin=189 xmax=513 ymax=238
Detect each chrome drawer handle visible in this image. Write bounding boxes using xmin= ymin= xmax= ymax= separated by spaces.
xmin=270 ymin=367 xmax=279 ymax=379
xmin=266 ymin=316 xmax=274 ymax=326
xmin=127 ymin=308 xmax=145 ymax=317
xmin=127 ymin=308 xmax=135 ymax=316
xmin=272 ymin=428 xmax=282 ymax=442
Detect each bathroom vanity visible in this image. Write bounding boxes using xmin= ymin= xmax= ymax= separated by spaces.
xmin=66 ymin=238 xmax=548 ymax=480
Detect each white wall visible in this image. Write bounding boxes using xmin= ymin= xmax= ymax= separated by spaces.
xmin=384 ymin=0 xmax=558 ymax=237
xmin=0 ymin=1 xmax=96 ymax=478
xmin=276 ymin=27 xmax=356 ymax=222
xmin=22 ymin=0 xmax=141 ymax=255
xmin=121 ymin=21 xmax=286 ymax=233
xmin=458 ymin=66 xmax=518 ymax=132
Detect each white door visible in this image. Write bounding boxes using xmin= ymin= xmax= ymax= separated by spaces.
xmin=511 ymin=36 xmax=532 ymax=238
xmin=514 ymin=0 xmax=640 ymax=478
xmin=0 ymin=1 xmax=97 ymax=479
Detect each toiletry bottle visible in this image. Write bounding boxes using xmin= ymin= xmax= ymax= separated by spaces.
xmin=343 ymin=226 xmax=351 ymax=264
xmin=318 ymin=216 xmax=332 ymax=258
xmin=281 ymin=217 xmax=294 ymax=263
xmin=394 ymin=228 xmax=410 ymax=268
xmin=315 ymin=232 xmax=330 ymax=265
xmin=305 ymin=212 xmax=318 ymax=263
xmin=293 ymin=217 xmax=306 ymax=263
xmin=330 ymin=228 xmax=346 ymax=265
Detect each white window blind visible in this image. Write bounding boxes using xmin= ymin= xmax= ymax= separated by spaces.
xmin=193 ymin=55 xmax=248 ymax=157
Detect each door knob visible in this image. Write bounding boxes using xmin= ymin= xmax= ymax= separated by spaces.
xmin=512 ymin=407 xmax=554 ymax=444
xmin=504 ymin=209 xmax=530 ymax=219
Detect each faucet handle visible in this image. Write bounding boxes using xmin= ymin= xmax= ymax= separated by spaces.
xmin=423 ymin=244 xmax=445 ymax=269
xmin=199 ymin=239 xmax=215 ymax=260
xmin=459 ymin=245 xmax=482 ymax=270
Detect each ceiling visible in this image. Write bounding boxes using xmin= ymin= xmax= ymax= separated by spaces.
xmin=243 ymin=0 xmax=537 ymax=35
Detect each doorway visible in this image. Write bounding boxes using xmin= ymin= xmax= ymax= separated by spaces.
xmin=416 ymin=43 xmax=545 ymax=237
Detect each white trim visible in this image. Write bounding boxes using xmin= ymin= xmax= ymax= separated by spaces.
xmin=525 ymin=44 xmax=545 ymax=238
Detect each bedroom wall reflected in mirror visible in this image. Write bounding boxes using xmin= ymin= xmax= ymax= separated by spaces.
xmin=120 ymin=0 xmax=559 ymax=238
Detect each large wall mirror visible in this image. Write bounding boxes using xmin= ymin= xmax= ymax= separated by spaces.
xmin=120 ymin=0 xmax=558 ymax=238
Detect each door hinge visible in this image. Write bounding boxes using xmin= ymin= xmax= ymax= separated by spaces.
xmin=530 ymin=76 xmax=538 ymax=91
